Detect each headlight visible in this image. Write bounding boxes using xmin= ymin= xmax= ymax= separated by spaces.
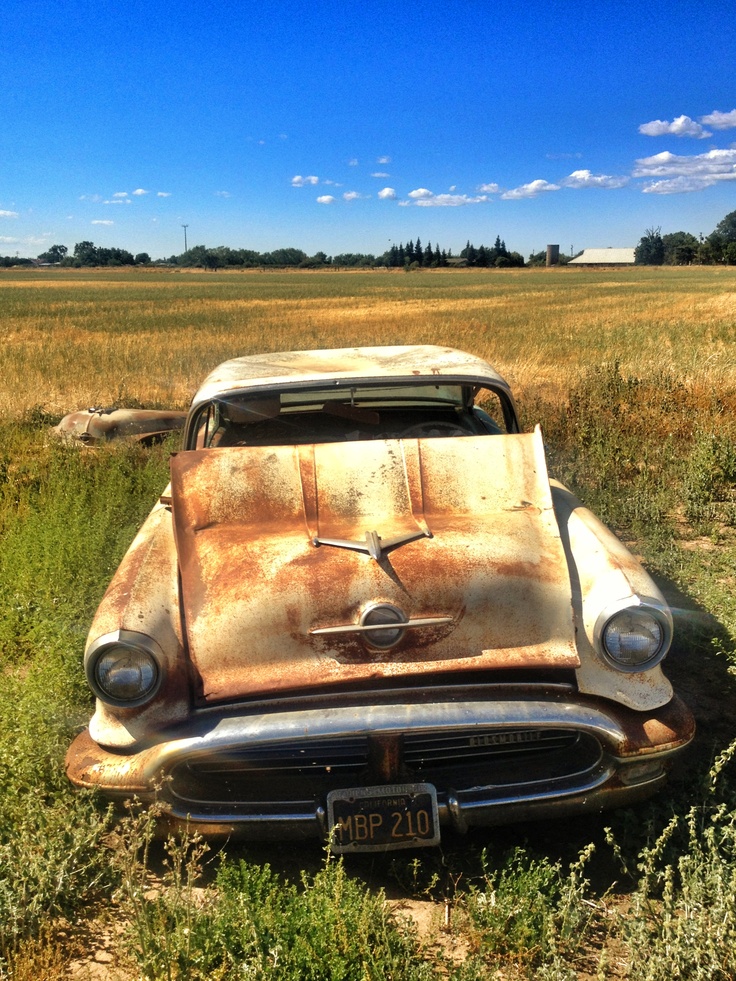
xmin=86 ymin=631 xmax=163 ymax=706
xmin=595 ymin=600 xmax=672 ymax=672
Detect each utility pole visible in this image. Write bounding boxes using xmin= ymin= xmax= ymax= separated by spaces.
xmin=182 ymin=224 xmax=189 ymax=252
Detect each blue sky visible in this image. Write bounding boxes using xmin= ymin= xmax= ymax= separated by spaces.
xmin=3 ymin=0 xmax=736 ymax=259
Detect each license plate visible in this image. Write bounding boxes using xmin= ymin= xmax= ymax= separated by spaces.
xmin=327 ymin=783 xmax=440 ymax=853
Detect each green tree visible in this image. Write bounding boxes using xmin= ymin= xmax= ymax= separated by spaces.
xmin=707 ymin=209 xmax=736 ymax=262
xmin=73 ymin=241 xmax=98 ymax=265
xmin=634 ymin=227 xmax=665 ymax=265
xmin=134 ymin=253 xmax=151 ymax=265
xmin=662 ymin=232 xmax=698 ymax=265
xmin=37 ymin=244 xmax=68 ymax=263
xmin=712 ymin=209 xmax=736 ymax=242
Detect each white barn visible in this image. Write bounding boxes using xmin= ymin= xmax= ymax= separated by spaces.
xmin=569 ymin=248 xmax=635 ymax=266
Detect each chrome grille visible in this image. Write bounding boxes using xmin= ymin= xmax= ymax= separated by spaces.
xmin=169 ymin=727 xmax=599 ymax=807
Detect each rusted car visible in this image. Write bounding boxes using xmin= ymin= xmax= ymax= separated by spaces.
xmin=66 ymin=346 xmax=694 ymax=852
xmin=54 ymin=407 xmax=187 ymax=445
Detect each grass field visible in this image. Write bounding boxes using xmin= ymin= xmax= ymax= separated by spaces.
xmin=1 ymin=266 xmax=736 ymax=979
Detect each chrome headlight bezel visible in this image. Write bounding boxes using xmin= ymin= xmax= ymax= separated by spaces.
xmin=85 ymin=630 xmax=164 ymax=707
xmin=594 ymin=598 xmax=673 ymax=673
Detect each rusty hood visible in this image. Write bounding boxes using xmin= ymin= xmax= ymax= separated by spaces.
xmin=169 ymin=429 xmax=579 ymax=702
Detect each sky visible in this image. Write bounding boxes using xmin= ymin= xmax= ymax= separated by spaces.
xmin=2 ymin=0 xmax=736 ymax=260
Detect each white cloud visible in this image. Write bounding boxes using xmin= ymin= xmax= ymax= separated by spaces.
xmin=104 ymin=198 xmax=130 ymax=205
xmin=377 ymin=156 xmax=391 ymax=164
xmin=316 ymin=195 xmax=335 ymax=204
xmin=132 ymin=188 xmax=148 ymax=196
xmin=112 ymin=191 xmax=128 ymax=198
xmin=343 ymin=191 xmax=368 ymax=201
xmin=348 ymin=158 xmax=358 ymax=166
xmin=634 ymin=148 xmax=736 ymax=176
xmin=0 ymin=236 xmax=19 ymax=243
xmin=291 ymin=175 xmax=319 ymax=187
xmin=92 ymin=220 xmax=114 ymax=225
xmin=642 ymin=177 xmax=713 ymax=194
xmin=371 ymin=172 xmax=390 ymax=178
xmin=634 ymin=148 xmax=736 ymax=192
xmin=700 ymin=109 xmax=736 ymax=130
xmin=638 ymin=114 xmax=711 ymax=138
xmin=406 ymin=188 xmax=490 ymax=207
xmin=501 ymin=180 xmax=560 ymax=200
xmin=562 ymin=169 xmax=629 ymax=189
xmin=215 ymin=190 xmax=231 ymax=198
xmin=0 ymin=210 xmax=19 ymax=219
xmin=157 ymin=191 xmax=171 ymax=197
xmin=546 ymin=152 xmax=583 ymax=160
xmin=378 ymin=187 xmax=396 ymax=200
xmin=79 ymin=194 xmax=102 ymax=203
xmin=415 ymin=193 xmax=490 ymax=207
xmin=477 ymin=182 xmax=499 ymax=193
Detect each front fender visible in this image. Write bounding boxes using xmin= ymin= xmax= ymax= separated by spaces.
xmin=551 ymin=481 xmax=673 ymax=711
xmin=86 ymin=489 xmax=193 ymax=748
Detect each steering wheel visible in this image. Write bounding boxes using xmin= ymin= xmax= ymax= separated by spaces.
xmin=400 ymin=421 xmax=469 ymax=438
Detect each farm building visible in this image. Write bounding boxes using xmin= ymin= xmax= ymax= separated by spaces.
xmin=569 ymin=248 xmax=635 ymax=266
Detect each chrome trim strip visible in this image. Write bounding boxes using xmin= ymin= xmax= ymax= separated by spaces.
xmin=310 ymin=616 xmax=453 ymax=637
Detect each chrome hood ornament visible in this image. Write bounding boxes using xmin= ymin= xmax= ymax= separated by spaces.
xmin=311 ymin=528 xmax=432 ymax=561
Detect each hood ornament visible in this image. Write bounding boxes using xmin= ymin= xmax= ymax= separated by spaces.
xmin=312 ymin=528 xmax=431 ymax=561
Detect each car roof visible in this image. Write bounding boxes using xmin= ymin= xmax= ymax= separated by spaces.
xmin=190 ymin=345 xmax=513 ymax=412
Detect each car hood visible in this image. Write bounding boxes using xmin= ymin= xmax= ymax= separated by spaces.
xmin=170 ymin=430 xmax=579 ymax=703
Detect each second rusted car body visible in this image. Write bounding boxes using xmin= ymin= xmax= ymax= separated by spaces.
xmin=54 ymin=407 xmax=187 ymax=446
xmin=67 ymin=346 xmax=693 ymax=852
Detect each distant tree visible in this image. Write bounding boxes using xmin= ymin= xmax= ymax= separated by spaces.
xmin=134 ymin=252 xmax=151 ymax=265
xmin=332 ymin=253 xmax=375 ymax=267
xmin=712 ymin=209 xmax=736 ymax=242
xmin=706 ymin=209 xmax=736 ymax=262
xmin=74 ymin=241 xmax=98 ymax=265
xmin=662 ymin=232 xmax=698 ymax=265
xmin=37 ymin=244 xmax=68 ymax=263
xmin=634 ymin=227 xmax=665 ymax=265
xmin=202 ymin=249 xmax=223 ymax=270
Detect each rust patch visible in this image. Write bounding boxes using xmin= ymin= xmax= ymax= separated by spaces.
xmin=169 ymin=433 xmax=579 ymax=704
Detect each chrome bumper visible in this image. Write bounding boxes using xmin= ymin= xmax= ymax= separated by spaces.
xmin=67 ymin=693 xmax=694 ymax=840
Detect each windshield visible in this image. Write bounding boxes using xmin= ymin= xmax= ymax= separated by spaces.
xmin=188 ymin=382 xmax=515 ymax=449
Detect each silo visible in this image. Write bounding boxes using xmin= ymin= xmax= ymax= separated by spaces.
xmin=546 ymin=244 xmax=560 ymax=267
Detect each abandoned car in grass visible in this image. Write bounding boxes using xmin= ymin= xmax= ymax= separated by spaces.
xmin=66 ymin=346 xmax=694 ymax=852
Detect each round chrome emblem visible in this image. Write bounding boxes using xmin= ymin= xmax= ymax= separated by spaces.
xmin=360 ymin=603 xmax=407 ymax=649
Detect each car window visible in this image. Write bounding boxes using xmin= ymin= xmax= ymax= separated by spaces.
xmin=189 ymin=385 xmax=511 ymax=448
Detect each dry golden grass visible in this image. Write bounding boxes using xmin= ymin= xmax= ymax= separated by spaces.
xmin=1 ymin=266 xmax=735 ymax=418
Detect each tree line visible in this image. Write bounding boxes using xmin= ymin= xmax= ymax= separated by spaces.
xmin=3 ymin=209 xmax=735 ymax=268
xmin=2 ymin=234 xmax=526 ymax=270
xmin=635 ymin=210 xmax=736 ymax=265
